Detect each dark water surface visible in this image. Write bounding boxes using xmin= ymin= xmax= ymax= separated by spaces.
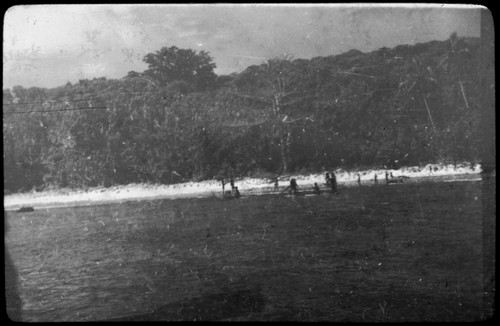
xmin=4 ymin=178 xmax=493 ymax=321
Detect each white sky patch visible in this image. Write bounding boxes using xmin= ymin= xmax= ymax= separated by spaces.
xmin=108 ymin=24 xmax=144 ymax=48
xmin=5 ymin=6 xmax=97 ymax=56
xmin=105 ymin=4 xmax=137 ymax=20
xmin=78 ymin=63 xmax=108 ymax=77
xmin=3 ymin=4 xmax=483 ymax=89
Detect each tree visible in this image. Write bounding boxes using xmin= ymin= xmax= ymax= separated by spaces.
xmin=3 ymin=38 xmax=484 ymax=193
xmin=3 ymin=86 xmax=52 ymax=191
xmin=230 ymin=56 xmax=315 ymax=173
xmin=143 ymin=46 xmax=217 ymax=91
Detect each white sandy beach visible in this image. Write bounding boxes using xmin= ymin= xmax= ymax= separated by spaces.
xmin=4 ymin=163 xmax=482 ymax=211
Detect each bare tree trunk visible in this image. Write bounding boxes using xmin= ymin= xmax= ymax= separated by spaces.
xmin=279 ymin=124 xmax=291 ymax=173
xmin=280 ymin=139 xmax=288 ymax=173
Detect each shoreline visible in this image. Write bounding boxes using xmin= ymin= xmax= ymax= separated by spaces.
xmin=4 ymin=163 xmax=482 ymax=211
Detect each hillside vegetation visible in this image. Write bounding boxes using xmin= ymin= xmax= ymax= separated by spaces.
xmin=3 ymin=34 xmax=482 ymax=193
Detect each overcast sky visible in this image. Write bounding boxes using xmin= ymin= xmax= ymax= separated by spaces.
xmin=3 ymin=4 xmax=483 ymax=89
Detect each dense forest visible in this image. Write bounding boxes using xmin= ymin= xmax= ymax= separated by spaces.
xmin=3 ymin=34 xmax=483 ymax=193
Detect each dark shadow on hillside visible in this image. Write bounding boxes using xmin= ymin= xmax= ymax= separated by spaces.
xmin=4 ymin=211 xmax=23 ymax=321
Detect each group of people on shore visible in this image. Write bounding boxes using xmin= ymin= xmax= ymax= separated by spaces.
xmin=282 ymin=171 xmax=338 ymax=196
xmin=285 ymin=169 xmax=409 ymax=196
xmin=357 ymin=171 xmax=409 ymax=185
xmin=220 ymin=169 xmax=409 ymax=199
xmin=220 ymin=177 xmax=241 ymax=199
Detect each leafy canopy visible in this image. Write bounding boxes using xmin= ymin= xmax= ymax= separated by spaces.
xmin=143 ymin=46 xmax=217 ymax=91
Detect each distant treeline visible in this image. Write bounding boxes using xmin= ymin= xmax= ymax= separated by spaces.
xmin=3 ymin=34 xmax=482 ymax=193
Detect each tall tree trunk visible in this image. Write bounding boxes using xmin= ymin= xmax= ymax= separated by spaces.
xmin=278 ymin=124 xmax=291 ymax=173
xmin=280 ymin=137 xmax=288 ymax=173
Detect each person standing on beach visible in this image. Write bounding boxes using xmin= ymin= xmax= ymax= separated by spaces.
xmin=290 ymin=178 xmax=299 ymax=195
xmin=313 ymin=182 xmax=321 ymax=195
xmin=234 ymin=186 xmax=241 ymax=199
xmin=330 ymin=172 xmax=338 ymax=193
xmin=230 ymin=176 xmax=235 ymax=195
xmin=221 ymin=178 xmax=226 ymax=195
